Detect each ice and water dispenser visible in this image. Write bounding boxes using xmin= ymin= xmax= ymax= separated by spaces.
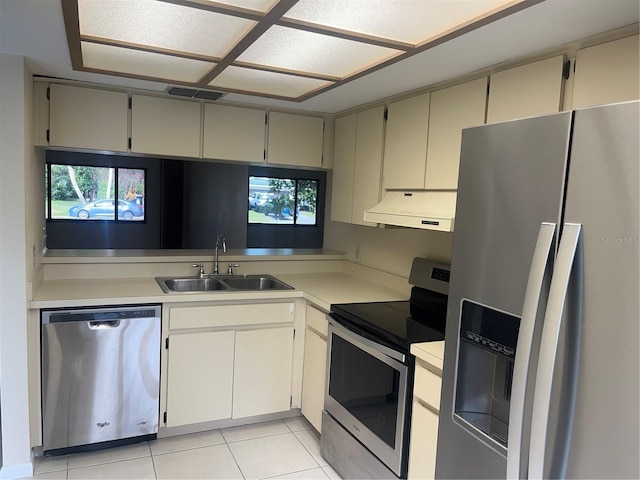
xmin=454 ymin=300 xmax=520 ymax=453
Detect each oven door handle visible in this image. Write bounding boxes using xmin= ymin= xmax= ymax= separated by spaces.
xmin=328 ymin=315 xmax=406 ymax=363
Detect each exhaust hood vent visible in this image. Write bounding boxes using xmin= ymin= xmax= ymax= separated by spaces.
xmin=364 ymin=191 xmax=457 ymax=232
xmin=167 ymin=87 xmax=224 ymax=101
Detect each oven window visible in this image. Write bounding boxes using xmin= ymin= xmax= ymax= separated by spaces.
xmin=328 ymin=335 xmax=400 ymax=448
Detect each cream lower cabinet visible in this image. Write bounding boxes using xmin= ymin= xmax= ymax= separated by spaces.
xmin=233 ymin=327 xmax=294 ymax=419
xmin=408 ymin=354 xmax=443 ymax=480
xmin=300 ymin=304 xmax=328 ymax=432
xmin=165 ymin=330 xmax=235 ymax=427
xmin=164 ymin=302 xmax=295 ymax=428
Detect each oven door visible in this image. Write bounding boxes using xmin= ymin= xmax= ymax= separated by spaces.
xmin=325 ymin=318 xmax=409 ymax=477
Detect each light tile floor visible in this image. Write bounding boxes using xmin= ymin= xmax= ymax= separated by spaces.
xmin=23 ymin=417 xmax=342 ymax=480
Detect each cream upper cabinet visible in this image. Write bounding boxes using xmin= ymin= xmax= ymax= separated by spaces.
xmin=131 ymin=94 xmax=201 ymax=158
xmin=233 ymin=327 xmax=294 ymax=419
xmin=383 ymin=93 xmax=430 ymax=189
xmin=425 ymin=78 xmax=487 ymax=190
xmin=572 ymin=35 xmax=640 ymax=109
xmin=203 ymin=104 xmax=266 ymax=162
xmin=353 ymin=106 xmax=385 ymax=226
xmin=165 ymin=330 xmax=235 ymax=427
xmin=487 ymin=55 xmax=565 ymax=123
xmin=331 ymin=106 xmax=385 ymax=225
xmin=301 ymin=304 xmax=329 ymax=432
xmin=331 ymin=113 xmax=357 ymax=223
xmin=267 ymin=112 xmax=324 ymax=168
xmin=49 ymin=84 xmax=128 ymax=152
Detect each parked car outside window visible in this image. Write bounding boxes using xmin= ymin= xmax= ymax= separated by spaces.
xmin=68 ymin=199 xmax=144 ymax=220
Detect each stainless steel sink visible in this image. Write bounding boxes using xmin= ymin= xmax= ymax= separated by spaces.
xmin=222 ymin=275 xmax=293 ymax=291
xmin=155 ymin=274 xmax=293 ymax=293
xmin=157 ymin=277 xmax=228 ymax=293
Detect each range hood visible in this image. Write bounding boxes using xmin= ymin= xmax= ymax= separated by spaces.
xmin=364 ymin=191 xmax=457 ymax=232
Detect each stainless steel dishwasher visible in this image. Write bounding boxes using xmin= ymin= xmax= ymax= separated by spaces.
xmin=41 ymin=305 xmax=161 ymax=455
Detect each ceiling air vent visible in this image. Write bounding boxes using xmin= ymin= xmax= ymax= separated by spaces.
xmin=194 ymin=90 xmax=224 ymax=101
xmin=167 ymin=87 xmax=224 ymax=101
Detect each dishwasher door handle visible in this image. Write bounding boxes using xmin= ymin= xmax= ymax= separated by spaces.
xmin=88 ymin=320 xmax=121 ymax=329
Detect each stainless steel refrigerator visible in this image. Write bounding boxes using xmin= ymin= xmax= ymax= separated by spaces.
xmin=436 ymin=101 xmax=639 ymax=479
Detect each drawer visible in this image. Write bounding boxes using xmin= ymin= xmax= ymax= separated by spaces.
xmin=413 ymin=365 xmax=442 ymax=411
xmin=170 ymin=303 xmax=294 ymax=330
xmin=306 ymin=304 xmax=328 ymax=338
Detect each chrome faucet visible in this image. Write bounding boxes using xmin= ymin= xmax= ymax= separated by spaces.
xmin=214 ymin=234 xmax=226 ymax=275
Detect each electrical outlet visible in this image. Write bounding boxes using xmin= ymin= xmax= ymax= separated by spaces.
xmin=354 ymin=245 xmax=361 ymax=263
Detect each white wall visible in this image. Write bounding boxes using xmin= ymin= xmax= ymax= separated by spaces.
xmin=0 ymin=53 xmax=34 ymax=479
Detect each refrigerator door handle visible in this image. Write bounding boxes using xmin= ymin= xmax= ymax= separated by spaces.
xmin=506 ymin=222 xmax=556 ymax=480
xmin=528 ymin=223 xmax=583 ymax=479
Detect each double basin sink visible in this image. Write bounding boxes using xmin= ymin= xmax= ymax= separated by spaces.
xmin=156 ymin=274 xmax=293 ymax=293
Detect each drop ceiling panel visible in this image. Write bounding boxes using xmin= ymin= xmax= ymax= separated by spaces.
xmin=78 ymin=0 xmax=256 ymax=58
xmin=208 ymin=65 xmax=333 ymax=98
xmin=284 ymin=0 xmax=516 ymax=45
xmin=208 ymin=0 xmax=279 ymax=14
xmin=236 ymin=25 xmax=403 ymax=78
xmin=81 ymin=42 xmax=216 ymax=83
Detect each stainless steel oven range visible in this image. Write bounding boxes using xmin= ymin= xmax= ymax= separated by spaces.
xmin=321 ymin=258 xmax=449 ymax=479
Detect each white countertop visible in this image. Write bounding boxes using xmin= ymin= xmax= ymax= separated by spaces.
xmin=411 ymin=341 xmax=445 ymax=372
xmin=30 ymin=272 xmax=407 ymax=311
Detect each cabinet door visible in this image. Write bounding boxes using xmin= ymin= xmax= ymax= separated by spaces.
xmin=383 ymin=93 xmax=430 ymax=189
xmin=165 ymin=330 xmax=234 ymax=427
xmin=572 ymin=35 xmax=640 ymax=108
xmin=426 ymin=78 xmax=487 ymax=190
xmin=487 ymin=55 xmax=565 ymax=123
xmin=301 ymin=306 xmax=328 ymax=432
xmin=131 ymin=95 xmax=201 ymax=157
xmin=267 ymin=112 xmax=324 ymax=168
xmin=233 ymin=327 xmax=294 ymax=419
xmin=49 ymin=84 xmax=128 ymax=151
xmin=330 ymin=113 xmax=357 ymax=224
xmin=203 ymin=104 xmax=266 ymax=162
xmin=353 ymin=106 xmax=385 ymax=226
xmin=408 ymin=399 xmax=439 ymax=480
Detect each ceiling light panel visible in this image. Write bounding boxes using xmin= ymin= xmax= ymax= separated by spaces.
xmin=204 ymin=0 xmax=280 ymax=14
xmin=208 ymin=66 xmax=333 ymax=98
xmin=78 ymin=0 xmax=256 ymax=58
xmin=81 ymin=42 xmax=215 ymax=83
xmin=284 ymin=0 xmax=520 ymax=45
xmin=236 ymin=25 xmax=403 ymax=78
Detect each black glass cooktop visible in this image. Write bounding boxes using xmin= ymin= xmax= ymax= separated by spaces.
xmin=329 ymin=287 xmax=447 ymax=353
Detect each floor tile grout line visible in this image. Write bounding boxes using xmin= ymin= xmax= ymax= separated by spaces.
xmin=221 ymin=440 xmax=247 ymax=480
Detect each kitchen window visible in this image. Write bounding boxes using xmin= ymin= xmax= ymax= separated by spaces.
xmin=248 ymin=176 xmax=318 ymax=226
xmin=247 ymin=166 xmax=326 ymax=249
xmin=46 ymin=163 xmax=145 ymax=222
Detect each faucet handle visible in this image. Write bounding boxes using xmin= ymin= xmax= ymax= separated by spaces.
xmin=227 ymin=264 xmax=240 ymax=275
xmin=192 ymin=264 xmax=205 ymax=277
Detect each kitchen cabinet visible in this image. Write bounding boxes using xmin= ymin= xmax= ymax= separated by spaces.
xmin=203 ymin=104 xmax=266 ymax=162
xmin=425 ymin=78 xmax=487 ymax=189
xmin=408 ymin=343 xmax=443 ymax=480
xmin=330 ymin=113 xmax=357 ymax=223
xmin=383 ymin=93 xmax=430 ymax=190
xmin=572 ymin=35 xmax=640 ymax=108
xmin=331 ymin=106 xmax=385 ymax=225
xmin=487 ymin=55 xmax=565 ymax=123
xmin=131 ymin=94 xmax=201 ymax=158
xmin=233 ymin=327 xmax=294 ymax=418
xmin=165 ymin=330 xmax=235 ymax=427
xmin=164 ymin=302 xmax=295 ymax=428
xmin=300 ymin=304 xmax=328 ymax=432
xmin=267 ymin=112 xmax=324 ymax=168
xmin=49 ymin=84 xmax=128 ymax=152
